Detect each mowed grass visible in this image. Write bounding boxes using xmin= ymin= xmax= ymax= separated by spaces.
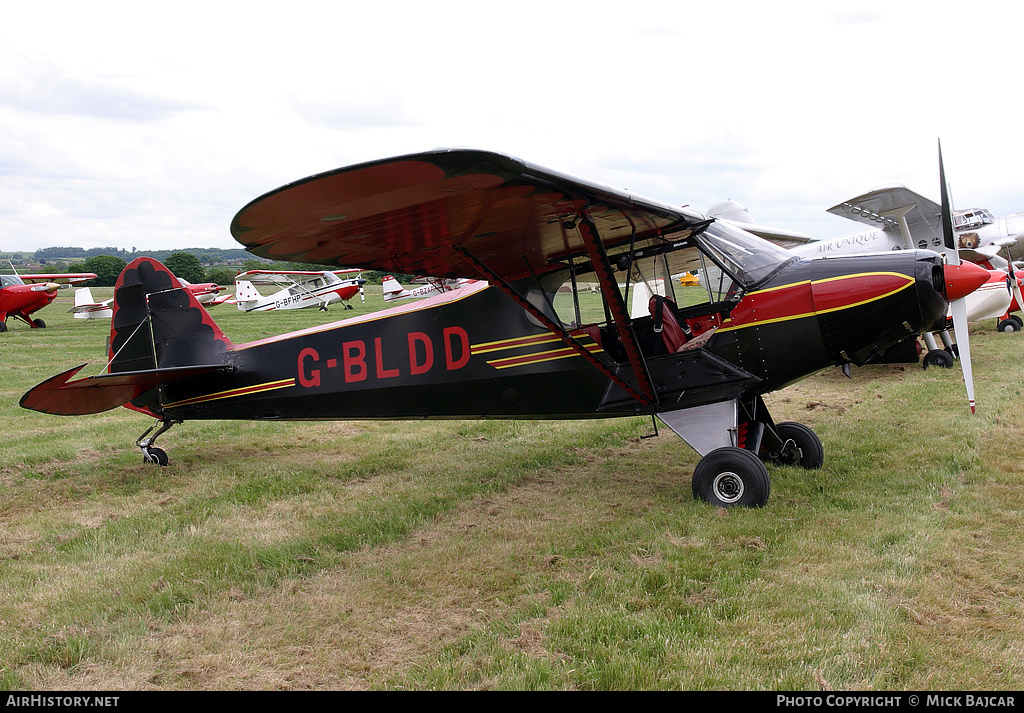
xmin=1 ymin=285 xmax=1024 ymax=690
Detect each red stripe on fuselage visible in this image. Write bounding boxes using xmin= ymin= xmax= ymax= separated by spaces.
xmin=722 ymin=272 xmax=915 ymax=330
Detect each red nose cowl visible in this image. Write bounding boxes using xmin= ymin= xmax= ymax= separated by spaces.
xmin=944 ymin=261 xmax=990 ymax=301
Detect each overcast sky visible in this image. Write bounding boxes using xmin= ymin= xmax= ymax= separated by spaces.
xmin=2 ymin=1 xmax=1022 ymax=254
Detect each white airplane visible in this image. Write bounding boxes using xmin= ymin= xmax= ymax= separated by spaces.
xmin=234 ymin=268 xmax=366 ymax=312
xmin=68 ymin=287 xmax=113 ymax=320
xmin=709 ymin=186 xmax=1024 ymax=334
xmin=381 ymin=275 xmax=478 ymax=302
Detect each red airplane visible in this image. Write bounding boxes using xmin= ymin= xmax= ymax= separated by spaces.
xmin=0 ymin=272 xmax=97 ymax=331
xmin=20 ymin=148 xmax=987 ymax=508
xmin=177 ymin=278 xmax=232 ymax=306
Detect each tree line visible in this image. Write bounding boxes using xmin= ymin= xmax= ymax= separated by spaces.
xmin=36 ymin=252 xmax=403 ymax=287
xmin=33 ymin=246 xmax=254 ymax=264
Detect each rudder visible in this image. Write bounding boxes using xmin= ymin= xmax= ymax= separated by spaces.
xmin=108 ymin=258 xmax=235 ymax=374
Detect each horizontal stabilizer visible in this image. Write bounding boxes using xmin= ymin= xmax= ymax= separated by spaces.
xmin=20 ymin=363 xmax=225 ymax=416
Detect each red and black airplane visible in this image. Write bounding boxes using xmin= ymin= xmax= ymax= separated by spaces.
xmin=20 ymin=149 xmax=988 ymax=507
xmin=0 ymin=271 xmax=97 ymax=331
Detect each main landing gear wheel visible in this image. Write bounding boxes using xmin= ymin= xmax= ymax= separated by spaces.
xmin=0 ymin=322 xmax=6 ymax=332
xmin=765 ymin=421 xmax=824 ymax=469
xmin=922 ymin=349 xmax=954 ymax=369
xmin=692 ymin=447 xmax=771 ymax=508
xmin=998 ymin=315 xmax=1023 ymax=332
xmin=32 ymin=318 xmax=45 ymax=328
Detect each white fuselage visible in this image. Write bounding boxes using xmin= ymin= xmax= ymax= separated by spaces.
xmin=789 ymin=212 xmax=1024 ymax=263
xmin=234 ymin=271 xmax=364 ymax=312
xmin=788 ymin=230 xmax=1018 ymax=323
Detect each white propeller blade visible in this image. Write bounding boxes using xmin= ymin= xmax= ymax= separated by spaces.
xmin=1005 ymin=251 xmax=1024 ymax=321
xmin=938 ymin=140 xmax=976 ymax=414
xmin=949 ymin=298 xmax=975 ymax=413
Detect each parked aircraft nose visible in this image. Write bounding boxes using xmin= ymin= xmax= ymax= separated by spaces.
xmin=944 ymin=261 xmax=990 ymax=301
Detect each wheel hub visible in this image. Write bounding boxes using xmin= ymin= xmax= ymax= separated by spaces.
xmin=712 ymin=471 xmax=745 ymax=504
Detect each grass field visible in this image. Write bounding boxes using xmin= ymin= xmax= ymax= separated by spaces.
xmin=1 ymin=284 xmax=1023 ymax=690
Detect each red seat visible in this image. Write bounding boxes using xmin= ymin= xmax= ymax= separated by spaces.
xmin=649 ymin=296 xmax=688 ymax=353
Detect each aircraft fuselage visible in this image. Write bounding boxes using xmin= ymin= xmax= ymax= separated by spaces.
xmin=135 ymin=249 xmax=951 ymax=424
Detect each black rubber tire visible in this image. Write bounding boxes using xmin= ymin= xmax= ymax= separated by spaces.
xmin=692 ymin=447 xmax=771 ymax=508
xmin=998 ymin=317 xmax=1022 ymax=332
xmin=922 ymin=350 xmax=954 ymax=369
xmin=773 ymin=421 xmax=824 ymax=469
xmin=143 ymin=447 xmax=169 ymax=466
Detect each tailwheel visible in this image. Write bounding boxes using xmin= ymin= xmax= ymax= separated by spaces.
xmin=692 ymin=447 xmax=770 ymax=508
xmin=142 ymin=447 xmax=169 ymax=466
xmin=765 ymin=421 xmax=824 ymax=469
xmin=136 ymin=419 xmax=180 ymax=467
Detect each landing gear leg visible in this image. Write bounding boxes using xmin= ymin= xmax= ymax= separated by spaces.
xmin=136 ymin=419 xmax=180 ymax=466
xmin=660 ymin=395 xmax=827 ymax=508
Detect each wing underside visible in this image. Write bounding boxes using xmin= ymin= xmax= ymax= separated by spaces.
xmin=230 ymin=149 xmax=708 ymax=284
xmin=827 ymin=186 xmax=942 ymax=249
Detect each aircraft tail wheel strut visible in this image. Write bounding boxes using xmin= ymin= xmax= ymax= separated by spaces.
xmin=136 ymin=419 xmax=181 ymax=466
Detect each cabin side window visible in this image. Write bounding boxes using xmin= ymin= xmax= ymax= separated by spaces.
xmin=549 ymin=249 xmax=732 ymax=361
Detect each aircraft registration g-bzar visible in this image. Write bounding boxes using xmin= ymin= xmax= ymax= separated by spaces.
xmin=20 ymin=149 xmax=988 ymax=508
xmin=381 ymin=274 xmax=478 ymax=302
xmin=1 ymin=271 xmax=97 ymax=331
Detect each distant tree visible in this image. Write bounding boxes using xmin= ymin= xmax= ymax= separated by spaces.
xmin=164 ymin=252 xmax=206 ymax=283
xmin=205 ymin=267 xmax=238 ymax=286
xmin=82 ymin=255 xmax=128 ymax=286
xmin=35 ymin=247 xmax=86 ymax=259
xmin=240 ymin=258 xmax=272 ymax=273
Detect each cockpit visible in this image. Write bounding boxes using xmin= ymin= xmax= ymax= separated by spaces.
xmin=0 ymin=275 xmax=25 ymax=288
xmin=953 ymin=209 xmax=994 ymax=231
xmin=548 ymin=219 xmax=796 ymax=361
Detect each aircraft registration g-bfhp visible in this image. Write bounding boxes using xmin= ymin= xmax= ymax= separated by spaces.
xmin=20 ymin=149 xmax=988 ymax=508
xmin=233 ymin=268 xmax=366 ymax=311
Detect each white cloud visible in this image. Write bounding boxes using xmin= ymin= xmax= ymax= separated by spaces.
xmin=1 ymin=0 xmax=1022 ymax=253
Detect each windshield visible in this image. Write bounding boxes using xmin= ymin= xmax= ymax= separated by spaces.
xmin=0 ymin=275 xmax=25 ymax=287
xmin=694 ymin=220 xmax=794 ymax=288
xmin=954 ymin=209 xmax=994 ymax=230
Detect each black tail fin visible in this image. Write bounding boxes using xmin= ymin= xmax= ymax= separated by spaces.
xmin=108 ymin=258 xmax=234 ymax=373
xmin=21 ymin=258 xmax=231 ymax=417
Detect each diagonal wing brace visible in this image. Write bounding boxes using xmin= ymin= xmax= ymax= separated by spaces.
xmin=454 ymin=215 xmax=658 ymax=409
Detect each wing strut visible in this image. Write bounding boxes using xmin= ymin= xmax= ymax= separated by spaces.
xmin=574 ymin=216 xmax=658 ymax=406
xmin=454 ymin=245 xmax=654 ymax=407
